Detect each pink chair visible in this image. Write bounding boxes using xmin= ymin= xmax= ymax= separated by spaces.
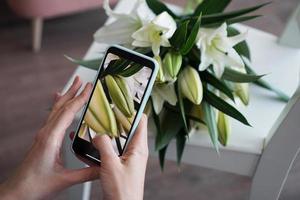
xmin=7 ymin=0 xmax=115 ymax=52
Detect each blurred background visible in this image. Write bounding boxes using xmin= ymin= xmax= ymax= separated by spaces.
xmin=0 ymin=0 xmax=299 ymax=199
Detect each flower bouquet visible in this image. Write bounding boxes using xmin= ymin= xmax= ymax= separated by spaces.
xmin=67 ymin=0 xmax=289 ymax=168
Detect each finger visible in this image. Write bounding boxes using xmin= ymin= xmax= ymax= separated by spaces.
xmin=47 ymin=77 xmax=82 ymax=122
xmin=54 ymin=76 xmax=82 ymax=111
xmin=51 ymin=83 xmax=92 ymax=141
xmin=64 ymin=167 xmax=99 ymax=186
xmin=93 ymin=135 xmax=118 ymax=162
xmin=125 ymin=114 xmax=148 ymax=153
xmin=54 ymin=92 xmax=62 ymax=102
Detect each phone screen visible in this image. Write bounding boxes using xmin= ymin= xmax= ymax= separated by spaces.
xmin=75 ymin=49 xmax=153 ymax=157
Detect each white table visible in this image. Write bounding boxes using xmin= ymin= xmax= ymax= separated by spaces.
xmin=62 ymin=0 xmax=300 ymax=199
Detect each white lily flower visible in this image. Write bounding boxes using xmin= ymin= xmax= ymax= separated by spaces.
xmin=196 ymin=23 xmax=247 ymax=77
xmin=132 ymin=11 xmax=177 ymax=56
xmin=94 ymin=0 xmax=155 ymax=45
xmin=151 ymin=83 xmax=177 ymax=114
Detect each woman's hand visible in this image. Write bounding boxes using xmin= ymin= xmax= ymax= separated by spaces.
xmin=93 ymin=115 xmax=149 ymax=200
xmin=0 ymin=76 xmax=98 ymax=200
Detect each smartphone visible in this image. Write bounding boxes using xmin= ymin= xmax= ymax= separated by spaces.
xmin=72 ymin=45 xmax=158 ymax=164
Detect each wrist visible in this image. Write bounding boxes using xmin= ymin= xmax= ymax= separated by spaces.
xmin=0 ymin=180 xmax=24 ymax=200
xmin=0 ymin=174 xmax=39 ymax=200
xmin=103 ymin=191 xmax=143 ymax=200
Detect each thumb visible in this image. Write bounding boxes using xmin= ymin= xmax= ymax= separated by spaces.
xmin=125 ymin=114 xmax=148 ymax=154
xmin=93 ymin=135 xmax=119 ymax=163
xmin=64 ymin=166 xmax=99 ymax=185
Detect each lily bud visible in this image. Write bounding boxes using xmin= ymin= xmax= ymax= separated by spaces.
xmin=235 ymin=83 xmax=249 ymax=105
xmin=217 ymin=111 xmax=231 ymax=146
xmin=105 ymin=75 xmax=135 ymax=117
xmin=154 ymin=56 xmax=165 ymax=83
xmin=163 ymin=51 xmax=182 ymax=80
xmin=85 ymin=108 xmax=107 ymax=134
xmin=178 ymin=66 xmax=203 ymax=105
xmin=85 ymin=80 xmax=118 ymax=137
xmin=190 ymin=105 xmax=204 ymax=121
xmin=78 ymin=122 xmax=88 ymax=138
xmin=113 ymin=106 xmax=135 ymax=133
xmin=234 ymin=67 xmax=249 ymax=105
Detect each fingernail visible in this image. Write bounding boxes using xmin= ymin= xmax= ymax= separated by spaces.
xmin=73 ymin=76 xmax=78 ymax=82
xmin=92 ymin=135 xmax=101 ymax=146
xmin=54 ymin=92 xmax=61 ymax=101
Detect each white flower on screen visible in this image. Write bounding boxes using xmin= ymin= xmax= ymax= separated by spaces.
xmin=196 ymin=23 xmax=247 ymax=77
xmin=125 ymin=67 xmax=152 ymax=103
xmin=132 ymin=11 xmax=177 ymax=56
xmin=94 ymin=0 xmax=155 ymax=45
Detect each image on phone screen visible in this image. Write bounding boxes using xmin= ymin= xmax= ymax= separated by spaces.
xmin=76 ymin=52 xmax=153 ymax=156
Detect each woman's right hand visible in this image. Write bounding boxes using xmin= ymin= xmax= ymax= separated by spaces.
xmin=93 ymin=115 xmax=149 ymax=200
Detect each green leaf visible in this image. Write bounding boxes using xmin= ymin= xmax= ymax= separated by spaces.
xmin=111 ymin=59 xmax=132 ymax=73
xmin=227 ymin=27 xmax=251 ymax=60
xmin=244 ymin=60 xmax=290 ymax=102
xmin=151 ymin=99 xmax=164 ymax=151
xmin=180 ymin=14 xmax=202 ymax=55
xmin=200 ymin=71 xmax=235 ymax=101
xmin=155 ymin=111 xmax=184 ymax=151
xmin=194 ymin=0 xmax=231 ymax=16
xmin=118 ymin=63 xmax=143 ymax=77
xmin=177 ymin=83 xmax=189 ymax=133
xmin=101 ymin=61 xmax=115 ymax=76
xmin=202 ymin=102 xmax=219 ymax=152
xmin=222 ymin=67 xmax=264 ymax=83
xmin=145 ymin=0 xmax=177 ymax=18
xmin=203 ymin=88 xmax=251 ymax=126
xmin=170 ymin=20 xmax=189 ymax=49
xmin=102 ymin=59 xmax=132 ymax=77
xmin=176 ymin=129 xmax=186 ymax=165
xmin=65 ymin=55 xmax=102 ymax=70
xmin=204 ymin=15 xmax=261 ymax=28
xmin=201 ymin=2 xmax=270 ymax=25
xmin=254 ymin=80 xmax=290 ymax=102
xmin=165 ymin=104 xmax=206 ymax=124
xmin=159 ymin=145 xmax=168 ymax=170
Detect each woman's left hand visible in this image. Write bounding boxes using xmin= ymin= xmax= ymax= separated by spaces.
xmin=0 ymin=76 xmax=98 ymax=200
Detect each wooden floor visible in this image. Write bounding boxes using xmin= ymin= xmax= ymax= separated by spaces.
xmin=0 ymin=0 xmax=300 ymax=199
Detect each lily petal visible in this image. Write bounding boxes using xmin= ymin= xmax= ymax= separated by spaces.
xmin=151 ymin=90 xmax=165 ymax=114
xmin=132 ymin=40 xmax=151 ymax=47
xmin=151 ymin=83 xmax=177 ymax=114
xmin=228 ymin=30 xmax=248 ymax=47
xmin=227 ymin=48 xmax=245 ymax=69
xmin=103 ymin=0 xmax=130 ymax=19
xmin=94 ymin=17 xmax=141 ymax=44
xmin=152 ymin=41 xmax=161 ymax=56
xmin=136 ymin=1 xmax=156 ymax=24
xmin=152 ymin=11 xmax=177 ymax=38
xmin=208 ymin=23 xmax=227 ymax=43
